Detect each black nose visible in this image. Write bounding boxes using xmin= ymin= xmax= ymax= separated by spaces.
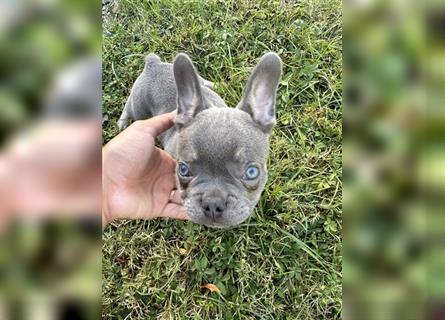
xmin=201 ymin=196 xmax=226 ymax=220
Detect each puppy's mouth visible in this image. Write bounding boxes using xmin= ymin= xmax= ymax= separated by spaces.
xmin=183 ymin=194 xmax=253 ymax=228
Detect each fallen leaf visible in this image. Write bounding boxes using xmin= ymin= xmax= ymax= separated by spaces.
xmin=201 ymin=283 xmax=220 ymax=293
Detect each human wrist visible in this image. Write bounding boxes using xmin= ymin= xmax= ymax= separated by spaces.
xmin=102 ymin=148 xmax=114 ymax=228
xmin=102 ymin=207 xmax=112 ymax=228
xmin=102 ymin=185 xmax=113 ymax=228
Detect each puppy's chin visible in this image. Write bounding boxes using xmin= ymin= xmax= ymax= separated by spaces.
xmin=200 ymin=221 xmax=232 ymax=229
xmin=190 ymin=215 xmax=251 ymax=229
xmin=201 ymin=214 xmax=251 ymax=228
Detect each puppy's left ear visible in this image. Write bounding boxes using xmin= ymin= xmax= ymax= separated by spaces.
xmin=173 ymin=53 xmax=205 ymax=126
xmin=237 ymin=52 xmax=282 ymax=132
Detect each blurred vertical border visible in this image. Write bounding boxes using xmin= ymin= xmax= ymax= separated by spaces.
xmin=343 ymin=0 xmax=445 ymax=319
xmin=0 ymin=0 xmax=101 ymax=138
xmin=0 ymin=0 xmax=101 ymax=319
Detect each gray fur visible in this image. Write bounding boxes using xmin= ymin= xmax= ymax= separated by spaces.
xmin=118 ymin=52 xmax=281 ymax=227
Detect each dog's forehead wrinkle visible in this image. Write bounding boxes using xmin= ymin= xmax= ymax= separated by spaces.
xmin=234 ymin=147 xmax=246 ymax=162
xmin=181 ymin=108 xmax=269 ymax=161
xmin=178 ymin=140 xmax=198 ymax=162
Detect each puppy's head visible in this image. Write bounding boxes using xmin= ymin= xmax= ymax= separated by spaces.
xmin=173 ymin=53 xmax=281 ymax=228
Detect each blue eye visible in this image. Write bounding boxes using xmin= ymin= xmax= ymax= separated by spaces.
xmin=244 ymin=165 xmax=260 ymax=180
xmin=178 ymin=162 xmax=190 ymax=177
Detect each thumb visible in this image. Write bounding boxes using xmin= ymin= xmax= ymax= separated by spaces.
xmin=160 ymin=203 xmax=190 ymax=220
xmin=140 ymin=111 xmax=177 ymax=137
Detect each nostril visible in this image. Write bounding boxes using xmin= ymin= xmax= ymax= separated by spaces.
xmin=202 ymin=198 xmax=226 ymax=220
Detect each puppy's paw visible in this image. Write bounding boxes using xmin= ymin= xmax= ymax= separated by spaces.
xmin=117 ymin=118 xmax=131 ymax=131
xmin=202 ymin=79 xmax=214 ymax=89
xmin=199 ymin=76 xmax=214 ymax=89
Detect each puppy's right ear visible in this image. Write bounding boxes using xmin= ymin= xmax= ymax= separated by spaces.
xmin=173 ymin=53 xmax=205 ymax=126
xmin=237 ymin=52 xmax=282 ymax=132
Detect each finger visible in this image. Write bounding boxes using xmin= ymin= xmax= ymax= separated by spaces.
xmin=169 ymin=190 xmax=183 ymax=205
xmin=140 ymin=111 xmax=177 ymax=137
xmin=161 ymin=203 xmax=190 ymax=220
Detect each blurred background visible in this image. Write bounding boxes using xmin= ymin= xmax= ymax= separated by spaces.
xmin=0 ymin=0 xmax=101 ymax=319
xmin=344 ymin=0 xmax=445 ymax=319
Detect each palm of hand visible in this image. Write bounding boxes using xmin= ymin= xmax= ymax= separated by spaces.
xmin=103 ymin=118 xmax=187 ymax=222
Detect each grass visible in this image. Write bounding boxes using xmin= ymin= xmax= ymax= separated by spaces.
xmin=102 ymin=0 xmax=342 ymax=319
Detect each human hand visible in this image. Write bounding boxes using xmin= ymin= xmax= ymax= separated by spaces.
xmin=0 ymin=120 xmax=101 ymax=230
xmin=102 ymin=112 xmax=188 ymax=227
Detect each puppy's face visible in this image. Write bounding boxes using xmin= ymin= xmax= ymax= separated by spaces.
xmin=173 ymin=53 xmax=281 ymax=228
xmin=176 ymin=108 xmax=269 ymax=227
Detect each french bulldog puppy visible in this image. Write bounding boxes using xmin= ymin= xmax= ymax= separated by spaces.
xmin=118 ymin=52 xmax=281 ymax=228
